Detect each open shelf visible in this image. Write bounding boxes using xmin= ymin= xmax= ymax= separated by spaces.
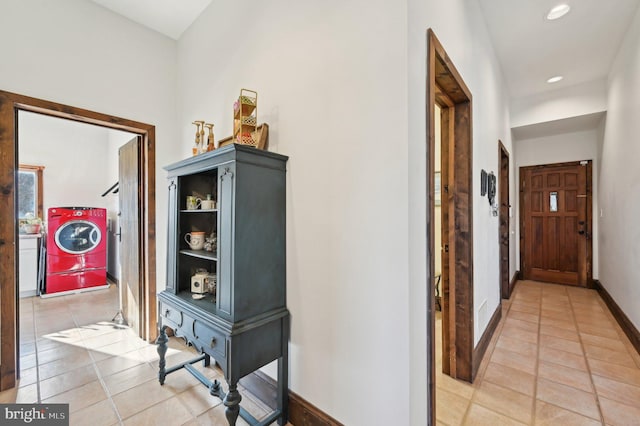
xmin=176 ymin=290 xmax=218 ymax=311
xmin=180 ymin=209 xmax=218 ymax=213
xmin=180 ymin=249 xmax=217 ymax=261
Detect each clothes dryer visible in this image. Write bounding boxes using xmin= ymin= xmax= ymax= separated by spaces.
xmin=46 ymin=207 xmax=107 ymax=294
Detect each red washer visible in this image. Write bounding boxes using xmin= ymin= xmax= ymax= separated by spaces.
xmin=46 ymin=207 xmax=107 ymax=294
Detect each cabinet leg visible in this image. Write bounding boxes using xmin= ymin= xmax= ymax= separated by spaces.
xmin=278 ymin=316 xmax=290 ymax=425
xmin=156 ymin=325 xmax=168 ymax=385
xmin=223 ymin=381 xmax=241 ymax=426
xmin=203 ymin=353 xmax=211 ymax=367
xmin=277 ymin=356 xmax=288 ymax=425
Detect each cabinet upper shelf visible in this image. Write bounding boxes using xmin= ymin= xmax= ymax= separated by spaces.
xmin=180 ymin=209 xmax=218 ymax=213
xmin=180 ymin=249 xmax=217 ymax=261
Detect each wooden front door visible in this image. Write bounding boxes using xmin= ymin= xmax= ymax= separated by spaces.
xmin=119 ymin=137 xmax=143 ymax=334
xmin=520 ymin=161 xmax=592 ymax=286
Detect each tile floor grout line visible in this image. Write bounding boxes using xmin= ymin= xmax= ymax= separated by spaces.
xmin=568 ymin=287 xmax=606 ymax=425
xmin=464 ymin=292 xmax=536 ymax=425
xmin=434 ymin=310 xmax=475 ymax=425
xmin=529 ymin=283 xmax=543 ymax=425
xmin=531 ymin=284 xmax=636 ymax=423
xmin=149 ymin=380 xmax=204 ymax=423
xmin=85 ymin=330 xmax=125 ymax=425
xmin=496 ymin=282 xmax=616 ymax=424
xmin=30 ymin=296 xmax=43 ymax=404
xmin=68 ymin=294 xmax=125 ymax=425
xmin=456 ymin=304 xmax=511 ymax=425
xmin=456 ymin=393 xmax=473 ymax=425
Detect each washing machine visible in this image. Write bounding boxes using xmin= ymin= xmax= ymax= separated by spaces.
xmin=46 ymin=207 xmax=107 ymax=294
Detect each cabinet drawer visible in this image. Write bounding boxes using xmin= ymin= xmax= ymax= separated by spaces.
xmin=193 ymin=320 xmax=227 ymax=360
xmin=160 ymin=301 xmax=183 ymax=328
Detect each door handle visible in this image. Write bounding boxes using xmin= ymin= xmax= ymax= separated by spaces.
xmin=578 ymin=228 xmax=590 ymax=239
xmin=578 ymin=222 xmax=586 ymax=235
xmin=116 ymin=227 xmax=122 ymax=242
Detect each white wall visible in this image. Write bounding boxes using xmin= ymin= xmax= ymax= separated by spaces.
xmin=510 ymin=79 xmax=608 ymax=128
xmin=513 ymin=129 xmax=600 ymax=278
xmin=0 ymin=0 xmax=179 ymax=292
xmin=599 ymin=5 xmax=640 ymax=331
xmin=178 ymin=2 xmax=409 ymax=424
xmin=2 ymin=2 xmax=546 ymax=424
xmin=18 ymin=111 xmax=110 ymax=213
xmin=408 ymin=1 xmax=514 ymax=424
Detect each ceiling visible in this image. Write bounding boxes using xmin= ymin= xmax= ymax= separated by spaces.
xmin=92 ymin=0 xmax=640 ymax=102
xmin=478 ymin=0 xmax=640 ymax=100
xmin=90 ymin=0 xmax=212 ymax=40
xmin=511 ymin=112 xmax=605 ymax=141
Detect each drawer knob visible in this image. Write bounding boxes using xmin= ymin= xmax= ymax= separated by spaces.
xmin=164 ymin=309 xmax=170 ymax=317
xmin=210 ymin=338 xmax=217 ymax=348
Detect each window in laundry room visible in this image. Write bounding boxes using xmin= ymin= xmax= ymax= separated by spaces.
xmin=18 ymin=164 xmax=44 ymax=219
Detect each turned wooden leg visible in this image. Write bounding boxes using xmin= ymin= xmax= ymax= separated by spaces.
xmin=156 ymin=325 xmax=168 ymax=385
xmin=223 ymin=381 xmax=241 ymax=426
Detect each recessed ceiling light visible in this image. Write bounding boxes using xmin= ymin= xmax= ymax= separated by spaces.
xmin=547 ymin=76 xmax=564 ymax=83
xmin=546 ymin=4 xmax=571 ymax=20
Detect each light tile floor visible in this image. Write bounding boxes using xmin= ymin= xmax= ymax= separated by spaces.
xmin=0 ymin=285 xmax=282 ymax=425
xmin=4 ymin=281 xmax=639 ymax=425
xmin=436 ymin=280 xmax=640 ymax=425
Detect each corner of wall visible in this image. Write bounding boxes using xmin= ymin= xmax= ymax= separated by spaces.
xmin=510 ymin=79 xmax=608 ymax=128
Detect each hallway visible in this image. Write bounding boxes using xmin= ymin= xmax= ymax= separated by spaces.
xmin=436 ymin=280 xmax=640 ymax=425
xmin=1 ymin=280 xmax=640 ymax=424
xmin=0 ymin=286 xmax=280 ymax=425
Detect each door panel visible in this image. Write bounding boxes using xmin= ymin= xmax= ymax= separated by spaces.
xmin=521 ymin=162 xmax=591 ymax=286
xmin=119 ymin=137 xmax=142 ymax=335
xmin=440 ymin=105 xmax=452 ymax=375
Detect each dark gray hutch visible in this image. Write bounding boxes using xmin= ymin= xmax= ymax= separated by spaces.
xmin=156 ymin=144 xmax=289 ymax=426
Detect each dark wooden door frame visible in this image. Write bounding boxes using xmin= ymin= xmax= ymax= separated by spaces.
xmin=519 ymin=160 xmax=593 ymax=287
xmin=499 ymin=141 xmax=511 ymax=299
xmin=0 ymin=90 xmax=157 ymax=391
xmin=427 ymin=29 xmax=475 ymax=423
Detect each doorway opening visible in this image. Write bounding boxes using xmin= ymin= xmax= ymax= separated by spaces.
xmin=0 ymin=90 xmax=157 ymax=391
xmin=499 ymin=141 xmax=512 ymax=299
xmin=426 ymin=29 xmax=475 ymax=422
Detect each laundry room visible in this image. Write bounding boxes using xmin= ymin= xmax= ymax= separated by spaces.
xmin=17 ymin=110 xmax=136 ymax=299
